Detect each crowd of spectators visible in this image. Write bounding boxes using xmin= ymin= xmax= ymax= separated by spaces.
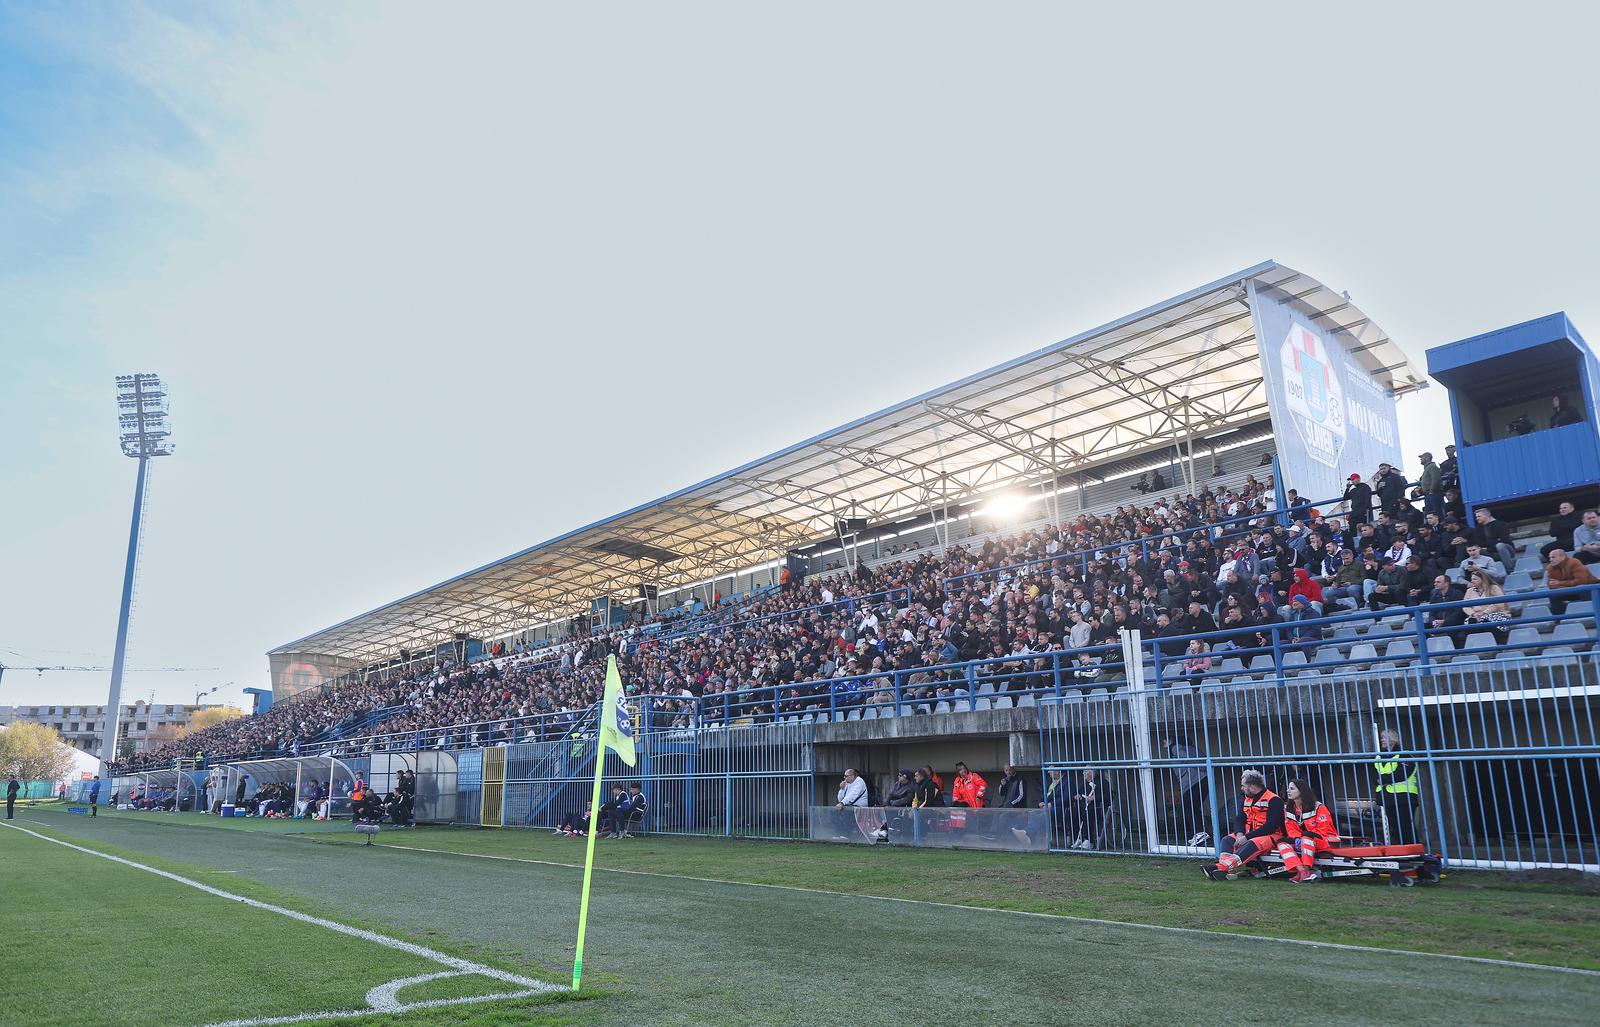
xmin=109 ymin=447 xmax=1598 ymax=774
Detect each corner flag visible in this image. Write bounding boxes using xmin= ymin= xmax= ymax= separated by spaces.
xmin=597 ymin=656 xmax=636 ymax=768
xmin=572 ymin=655 xmax=635 ymax=991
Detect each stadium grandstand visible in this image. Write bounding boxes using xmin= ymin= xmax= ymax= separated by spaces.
xmin=108 ymin=263 xmax=1600 ymax=878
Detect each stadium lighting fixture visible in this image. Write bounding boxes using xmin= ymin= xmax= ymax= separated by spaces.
xmin=982 ymin=492 xmax=1034 ymax=522
xmin=101 ymin=373 xmax=175 ymax=767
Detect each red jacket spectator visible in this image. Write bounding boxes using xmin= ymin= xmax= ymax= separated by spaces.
xmin=951 ymin=764 xmax=988 ymax=808
xmin=1288 ymin=568 xmax=1323 ymax=607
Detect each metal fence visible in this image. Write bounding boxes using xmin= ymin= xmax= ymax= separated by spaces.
xmin=1039 ymin=650 xmax=1600 ymax=871
xmin=469 ymin=719 xmax=814 ymax=841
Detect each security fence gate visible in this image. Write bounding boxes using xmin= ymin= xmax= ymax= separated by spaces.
xmin=1039 ymin=651 xmax=1600 ymax=871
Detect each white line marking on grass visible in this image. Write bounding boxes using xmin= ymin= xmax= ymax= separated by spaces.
xmin=0 ymin=822 xmax=563 ymax=1025
xmin=375 ymin=840 xmax=1600 ymax=978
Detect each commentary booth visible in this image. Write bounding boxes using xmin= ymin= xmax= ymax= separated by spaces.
xmin=221 ymin=755 xmax=361 ymax=818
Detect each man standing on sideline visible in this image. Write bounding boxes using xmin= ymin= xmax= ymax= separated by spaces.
xmin=89 ymin=775 xmax=101 ymax=817
xmin=5 ymin=775 xmax=18 ymax=819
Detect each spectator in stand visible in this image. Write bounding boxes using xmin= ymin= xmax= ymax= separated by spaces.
xmin=911 ymin=767 xmax=944 ymax=807
xmin=1367 ymin=555 xmax=1406 ymax=612
xmin=1285 ymin=568 xmax=1323 ymax=616
xmin=1320 ymin=549 xmax=1364 ymax=612
xmin=1462 ymin=570 xmax=1512 ymax=643
xmin=1373 ymin=462 xmax=1408 ymax=515
xmin=1414 ymin=451 xmax=1442 ymax=516
xmin=995 ymin=764 xmax=1027 ymax=810
xmin=950 ymin=762 xmax=987 ymax=808
xmin=1550 ymin=394 xmax=1583 ymax=429
xmin=1545 ymin=549 xmax=1599 ymax=616
xmin=1343 ymin=473 xmax=1374 ymax=527
xmin=1472 ymin=507 xmax=1518 ymax=571
xmin=1543 ymin=501 xmax=1583 ymax=560
xmin=1572 ymin=510 xmax=1600 ymax=566
xmin=834 ymin=768 xmax=868 ymax=810
xmin=885 ymin=769 xmax=915 ymax=807
xmin=1181 ymin=639 xmax=1212 ymax=686
xmin=1459 ymin=543 xmax=1505 ymax=580
xmin=1425 ymin=573 xmax=1468 ymax=647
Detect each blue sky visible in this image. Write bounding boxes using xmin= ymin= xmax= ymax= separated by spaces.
xmin=3 ymin=2 xmax=1599 ymax=709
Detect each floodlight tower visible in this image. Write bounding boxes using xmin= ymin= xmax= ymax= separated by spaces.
xmin=101 ymin=374 xmax=174 ymax=766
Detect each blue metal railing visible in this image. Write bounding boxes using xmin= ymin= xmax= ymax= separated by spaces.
xmin=190 ymin=584 xmax=1600 ymax=765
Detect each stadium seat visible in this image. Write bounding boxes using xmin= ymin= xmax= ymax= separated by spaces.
xmin=973 ymin=697 xmax=992 ymax=711
xmin=1280 ymin=650 xmax=1308 ymax=669
xmin=1248 ymin=654 xmax=1276 ymax=673
xmin=1506 ymin=626 xmax=1541 ymax=650
xmin=933 ymin=701 xmax=952 ymax=715
xmin=1348 ymin=643 xmax=1379 ymax=663
xmin=1504 ymin=572 xmax=1535 ymax=592
xmin=1551 ymin=622 xmax=1591 ymax=647
xmin=1217 ymin=657 xmax=1247 ymax=676
xmin=1384 ymin=638 xmax=1416 ymax=659
xmin=1016 ymin=693 xmax=1037 ymax=708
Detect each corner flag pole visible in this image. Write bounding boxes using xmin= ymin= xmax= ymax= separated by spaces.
xmin=571 ymin=738 xmax=607 ymax=990
xmin=572 ymin=655 xmax=636 ymax=991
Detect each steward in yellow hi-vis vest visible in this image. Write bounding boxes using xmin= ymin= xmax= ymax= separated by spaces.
xmin=1374 ymin=728 xmax=1421 ymax=845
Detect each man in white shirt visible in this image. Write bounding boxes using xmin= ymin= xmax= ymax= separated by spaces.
xmin=835 ymin=769 xmax=868 ymax=809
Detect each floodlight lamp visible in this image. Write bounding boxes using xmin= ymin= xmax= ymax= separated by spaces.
xmin=114 ymin=372 xmax=174 ymax=458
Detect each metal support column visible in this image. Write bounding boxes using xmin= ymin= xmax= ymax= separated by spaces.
xmin=100 ymin=455 xmax=149 ymax=767
xmin=1122 ymin=629 xmax=1160 ymax=852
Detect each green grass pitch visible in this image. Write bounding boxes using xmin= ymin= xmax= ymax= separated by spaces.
xmin=3 ymin=804 xmax=1597 ymax=1026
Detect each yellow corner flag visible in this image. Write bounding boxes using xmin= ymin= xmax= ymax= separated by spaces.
xmin=572 ymin=655 xmax=635 ymax=991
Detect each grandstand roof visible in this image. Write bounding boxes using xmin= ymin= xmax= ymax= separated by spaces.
xmin=272 ymin=260 xmax=1425 ymax=664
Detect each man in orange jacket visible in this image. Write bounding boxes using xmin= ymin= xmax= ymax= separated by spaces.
xmin=1205 ymin=770 xmax=1284 ymax=880
xmin=950 ymin=761 xmax=988 ymax=808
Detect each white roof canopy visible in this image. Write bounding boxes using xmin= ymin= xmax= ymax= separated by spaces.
xmin=272 ymin=260 xmax=1423 ymax=665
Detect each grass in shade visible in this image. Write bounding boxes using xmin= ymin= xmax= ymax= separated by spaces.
xmin=11 ymin=808 xmax=1600 ymax=1027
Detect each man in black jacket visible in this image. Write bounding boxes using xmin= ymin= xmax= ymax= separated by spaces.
xmin=885 ymin=769 xmax=914 ymax=807
xmin=1373 ymin=463 xmax=1409 ymax=514
xmin=1543 ymin=501 xmax=1583 ymax=560
xmin=5 ymin=776 xmax=18 ymax=819
xmin=995 ymin=765 xmax=1027 ymax=810
xmin=1472 ymin=507 xmax=1517 ymax=570
xmin=1344 ymin=473 xmax=1374 ymax=527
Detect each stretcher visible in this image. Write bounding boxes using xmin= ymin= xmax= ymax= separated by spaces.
xmin=1258 ymin=842 xmax=1442 ymax=884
